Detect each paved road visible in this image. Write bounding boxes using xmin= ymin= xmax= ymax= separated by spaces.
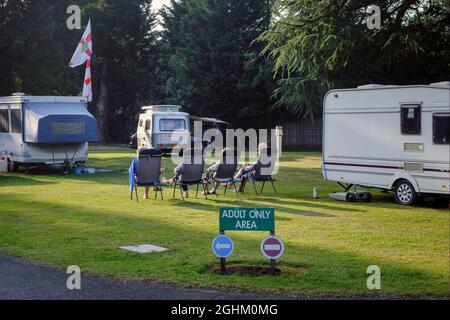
xmin=0 ymin=254 xmax=285 ymax=300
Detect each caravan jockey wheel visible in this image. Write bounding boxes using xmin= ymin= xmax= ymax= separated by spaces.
xmin=394 ymin=180 xmax=417 ymax=206
xmin=8 ymin=160 xmax=19 ymax=172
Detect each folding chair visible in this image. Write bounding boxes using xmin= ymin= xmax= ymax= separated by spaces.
xmin=172 ymin=149 xmax=207 ymax=200
xmin=246 ymin=161 xmax=278 ymax=196
xmin=131 ymin=148 xmax=164 ymax=202
xmin=244 ymin=148 xmax=278 ymax=196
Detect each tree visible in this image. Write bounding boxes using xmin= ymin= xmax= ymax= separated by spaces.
xmin=82 ymin=0 xmax=157 ymax=142
xmin=258 ymin=0 xmax=450 ymax=118
xmin=0 ymin=0 xmax=159 ymax=143
xmin=159 ymin=0 xmax=277 ymax=128
xmin=0 ymin=0 xmax=83 ymax=96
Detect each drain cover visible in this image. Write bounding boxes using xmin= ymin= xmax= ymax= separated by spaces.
xmin=120 ymin=244 xmax=168 ymax=254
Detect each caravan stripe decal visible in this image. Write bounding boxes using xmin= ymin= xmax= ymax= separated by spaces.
xmin=324 ymin=162 xmax=450 ymax=173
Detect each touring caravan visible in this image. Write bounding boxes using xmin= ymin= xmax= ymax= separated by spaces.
xmin=322 ymin=82 xmax=450 ymax=205
xmin=0 ymin=94 xmax=97 ymax=171
xmin=136 ymin=105 xmax=190 ymax=153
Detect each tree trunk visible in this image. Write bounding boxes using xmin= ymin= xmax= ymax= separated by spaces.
xmin=96 ymin=62 xmax=109 ymax=143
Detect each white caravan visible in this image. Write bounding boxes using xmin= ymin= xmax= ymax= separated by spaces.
xmin=136 ymin=105 xmax=190 ymax=153
xmin=0 ymin=94 xmax=97 ymax=171
xmin=322 ymin=82 xmax=450 ymax=205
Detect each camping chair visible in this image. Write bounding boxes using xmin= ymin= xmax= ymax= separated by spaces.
xmin=209 ymin=150 xmax=240 ymax=197
xmin=213 ymin=163 xmax=240 ymax=197
xmin=131 ymin=148 xmax=164 ymax=202
xmin=244 ymin=149 xmax=278 ymax=196
xmin=172 ymin=149 xmax=207 ymax=200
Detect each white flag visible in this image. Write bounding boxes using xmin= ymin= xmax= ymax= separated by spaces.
xmin=69 ymin=20 xmax=93 ymax=102
xmin=69 ymin=20 xmax=92 ymax=68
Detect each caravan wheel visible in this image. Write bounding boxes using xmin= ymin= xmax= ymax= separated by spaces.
xmin=394 ymin=180 xmax=417 ymax=206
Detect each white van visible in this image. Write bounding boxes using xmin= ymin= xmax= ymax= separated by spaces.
xmin=136 ymin=105 xmax=190 ymax=153
xmin=0 ymin=93 xmax=97 ymax=171
xmin=322 ymin=82 xmax=450 ymax=205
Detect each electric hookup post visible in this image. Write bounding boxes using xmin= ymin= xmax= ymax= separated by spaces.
xmin=212 ymin=207 xmax=284 ymax=274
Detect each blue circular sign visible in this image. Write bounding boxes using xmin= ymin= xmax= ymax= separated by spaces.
xmin=212 ymin=235 xmax=234 ymax=258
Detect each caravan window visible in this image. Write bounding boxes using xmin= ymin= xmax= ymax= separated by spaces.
xmin=145 ymin=119 xmax=151 ymax=131
xmin=50 ymin=121 xmax=86 ymax=135
xmin=433 ymin=114 xmax=450 ymax=144
xmin=0 ymin=109 xmax=9 ymax=133
xmin=401 ymin=105 xmax=421 ymax=135
xmin=10 ymin=109 xmax=21 ymax=133
xmin=160 ymin=119 xmax=186 ymax=132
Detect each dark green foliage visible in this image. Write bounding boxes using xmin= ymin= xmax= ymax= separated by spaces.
xmin=1 ymin=0 xmax=448 ymax=140
xmin=0 ymin=0 xmax=82 ymax=96
xmin=0 ymin=0 xmax=157 ymax=142
xmin=82 ymin=0 xmax=157 ymax=141
xmin=160 ymin=0 xmax=277 ymax=128
xmin=258 ymin=0 xmax=450 ymax=118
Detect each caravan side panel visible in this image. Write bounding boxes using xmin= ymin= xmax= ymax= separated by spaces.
xmin=322 ymin=86 xmax=450 ymax=195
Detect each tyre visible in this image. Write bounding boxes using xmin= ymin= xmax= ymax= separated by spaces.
xmin=366 ymin=192 xmax=373 ymax=203
xmin=346 ymin=192 xmax=357 ymax=202
xmin=394 ymin=180 xmax=417 ymax=206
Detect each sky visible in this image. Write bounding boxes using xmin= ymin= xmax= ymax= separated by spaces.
xmin=152 ymin=0 xmax=171 ymax=11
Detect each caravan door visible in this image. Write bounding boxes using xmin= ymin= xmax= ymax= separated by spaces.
xmin=137 ymin=114 xmax=153 ymax=149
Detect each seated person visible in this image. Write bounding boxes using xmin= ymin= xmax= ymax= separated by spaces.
xmin=129 ymin=148 xmax=163 ymax=200
xmin=232 ymin=143 xmax=268 ymax=192
xmin=166 ymin=147 xmax=206 ymax=198
xmin=204 ymin=148 xmax=235 ymax=195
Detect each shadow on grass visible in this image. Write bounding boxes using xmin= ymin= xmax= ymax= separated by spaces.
xmin=263 ymin=198 xmax=365 ymax=213
xmin=168 ymin=197 xmax=345 ymax=218
xmin=0 ymin=174 xmax=56 ymax=186
xmin=0 ymin=194 xmax=447 ymax=296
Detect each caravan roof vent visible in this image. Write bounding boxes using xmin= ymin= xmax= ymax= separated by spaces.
xmin=142 ymin=105 xmax=182 ymax=113
xmin=430 ymin=81 xmax=450 ymax=88
xmin=357 ymin=84 xmax=386 ymax=89
xmin=357 ymin=84 xmax=400 ymax=89
xmin=12 ymin=92 xmax=26 ymax=96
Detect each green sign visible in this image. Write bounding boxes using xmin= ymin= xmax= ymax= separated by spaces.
xmin=219 ymin=207 xmax=275 ymax=232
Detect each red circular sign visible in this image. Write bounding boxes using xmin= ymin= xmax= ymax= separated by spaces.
xmin=260 ymin=236 xmax=284 ymax=260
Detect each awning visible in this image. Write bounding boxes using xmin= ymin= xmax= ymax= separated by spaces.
xmin=24 ymin=102 xmax=97 ymax=143
xmin=190 ymin=116 xmax=229 ymax=125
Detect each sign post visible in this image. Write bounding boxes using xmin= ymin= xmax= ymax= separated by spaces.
xmin=212 ymin=234 xmax=234 ymax=274
xmin=212 ymin=207 xmax=285 ymax=274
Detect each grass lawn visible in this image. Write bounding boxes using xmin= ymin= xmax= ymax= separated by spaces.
xmin=0 ymin=145 xmax=448 ymax=297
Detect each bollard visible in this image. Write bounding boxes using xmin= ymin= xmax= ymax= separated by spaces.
xmin=313 ymin=187 xmax=318 ymax=199
xmin=275 ymin=126 xmax=283 ymax=158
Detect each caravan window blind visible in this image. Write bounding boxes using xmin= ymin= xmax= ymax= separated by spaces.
xmin=0 ymin=109 xmax=9 ymax=133
xmin=50 ymin=121 xmax=86 ymax=135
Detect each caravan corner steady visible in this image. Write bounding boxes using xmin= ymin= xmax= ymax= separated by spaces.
xmin=0 ymin=93 xmax=97 ymax=171
xmin=322 ymin=82 xmax=450 ymax=205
